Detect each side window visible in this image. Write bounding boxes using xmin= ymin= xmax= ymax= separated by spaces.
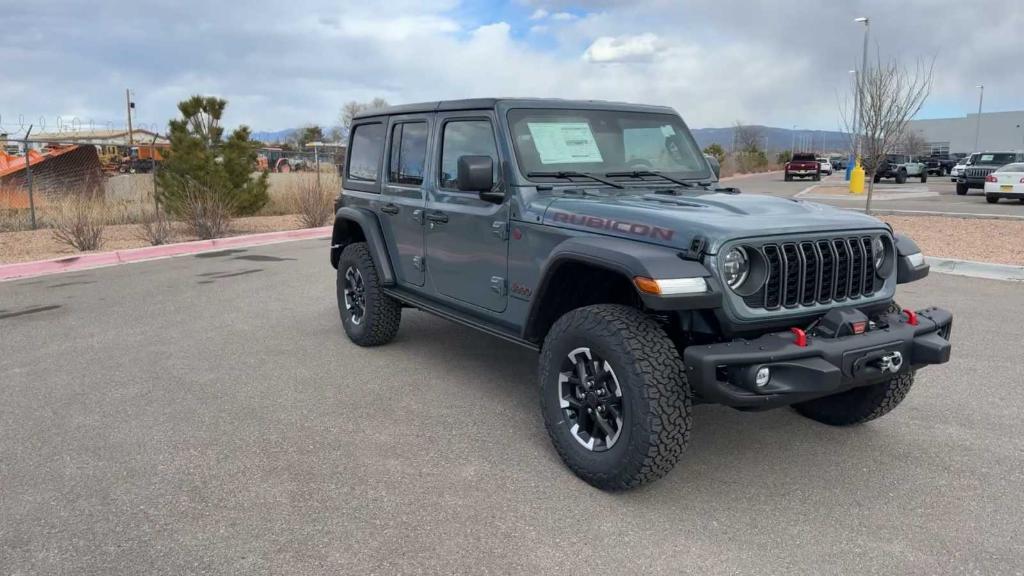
xmin=439 ymin=120 xmax=498 ymax=190
xmin=347 ymin=123 xmax=385 ymax=182
xmin=388 ymin=122 xmax=428 ymax=186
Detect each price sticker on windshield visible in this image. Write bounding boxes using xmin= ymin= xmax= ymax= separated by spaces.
xmin=527 ymin=122 xmax=604 ymax=165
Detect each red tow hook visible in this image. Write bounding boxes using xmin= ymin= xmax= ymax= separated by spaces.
xmin=790 ymin=327 xmax=808 ymax=347
xmin=904 ymin=309 xmax=919 ymax=326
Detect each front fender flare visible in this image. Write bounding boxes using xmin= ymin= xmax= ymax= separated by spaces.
xmin=331 ymin=207 xmax=395 ymax=286
xmin=523 ymin=236 xmax=720 ymax=339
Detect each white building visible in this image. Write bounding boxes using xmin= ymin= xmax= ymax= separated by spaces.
xmin=908 ymin=110 xmax=1024 ymax=156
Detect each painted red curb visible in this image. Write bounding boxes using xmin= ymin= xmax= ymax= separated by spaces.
xmin=0 ymin=226 xmax=331 ymax=281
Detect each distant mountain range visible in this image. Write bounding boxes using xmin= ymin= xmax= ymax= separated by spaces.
xmin=252 ymin=124 xmax=851 ymax=154
xmin=690 ymin=126 xmax=850 ymax=154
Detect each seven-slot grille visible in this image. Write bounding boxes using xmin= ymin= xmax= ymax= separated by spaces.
xmin=743 ymin=237 xmax=881 ymax=310
xmin=965 ymin=167 xmax=996 ymax=179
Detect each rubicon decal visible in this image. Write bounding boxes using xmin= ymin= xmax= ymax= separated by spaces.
xmin=550 ymin=211 xmax=674 ymax=241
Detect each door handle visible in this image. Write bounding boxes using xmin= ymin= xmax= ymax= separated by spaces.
xmin=380 ymin=203 xmax=400 ymax=215
xmin=425 ymin=211 xmax=448 ymax=224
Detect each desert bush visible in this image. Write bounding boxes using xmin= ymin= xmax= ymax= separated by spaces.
xmin=50 ymin=194 xmax=108 ymax=251
xmin=162 ymin=177 xmax=234 ymax=240
xmin=291 ymin=178 xmax=335 ymax=228
xmin=136 ymin=207 xmax=175 ymax=245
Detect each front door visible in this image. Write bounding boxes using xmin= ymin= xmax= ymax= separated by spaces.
xmin=374 ymin=115 xmax=431 ymax=287
xmin=424 ymin=114 xmax=509 ymax=312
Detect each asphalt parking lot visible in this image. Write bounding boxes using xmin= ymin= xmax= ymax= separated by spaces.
xmin=2 ymin=240 xmax=1023 ymax=575
xmin=731 ymin=170 xmax=1024 ymax=218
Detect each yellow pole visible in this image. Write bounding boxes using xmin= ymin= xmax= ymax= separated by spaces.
xmin=849 ymin=158 xmax=865 ymax=194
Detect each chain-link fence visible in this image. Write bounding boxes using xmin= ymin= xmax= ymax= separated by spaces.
xmin=0 ymin=131 xmax=166 ymax=232
xmin=0 ymin=132 xmax=348 ymax=233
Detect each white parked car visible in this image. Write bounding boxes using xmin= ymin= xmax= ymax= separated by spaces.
xmin=984 ymin=162 xmax=1024 ymax=204
xmin=816 ymin=157 xmax=833 ymax=175
xmin=950 ymin=154 xmax=973 ymax=181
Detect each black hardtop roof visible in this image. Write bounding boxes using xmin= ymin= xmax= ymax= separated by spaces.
xmin=352 ymin=98 xmax=676 ymax=120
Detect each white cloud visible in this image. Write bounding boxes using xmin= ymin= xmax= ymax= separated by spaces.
xmin=583 ymin=33 xmax=663 ymax=63
xmin=550 ymin=12 xmax=576 ymax=21
xmin=529 ymin=8 xmax=548 ymax=19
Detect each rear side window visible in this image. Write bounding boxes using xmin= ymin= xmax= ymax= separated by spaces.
xmin=347 ymin=123 xmax=385 ymax=182
xmin=440 ymin=120 xmax=498 ymax=189
xmin=389 ymin=122 xmax=428 ymax=185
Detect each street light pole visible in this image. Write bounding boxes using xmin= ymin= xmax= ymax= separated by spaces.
xmin=973 ymin=84 xmax=984 ymax=152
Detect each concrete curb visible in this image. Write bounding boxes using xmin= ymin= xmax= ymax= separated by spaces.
xmin=0 ymin=226 xmax=332 ymax=282
xmin=926 ymin=256 xmax=1024 ymax=282
xmin=866 ymin=208 xmax=1024 ymax=221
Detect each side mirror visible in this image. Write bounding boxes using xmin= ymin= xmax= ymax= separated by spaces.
xmin=704 ymin=154 xmax=721 ymax=180
xmin=457 ymin=155 xmax=503 ymax=203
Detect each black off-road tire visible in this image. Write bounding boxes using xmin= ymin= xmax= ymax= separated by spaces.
xmin=337 ymin=242 xmax=401 ymax=346
xmin=956 ymin=182 xmax=968 ymax=195
xmin=793 ymin=301 xmax=915 ymax=426
xmin=873 ymin=174 xmax=882 ymax=183
xmin=896 ymin=169 xmax=907 ymax=184
xmin=813 ymin=173 xmax=821 ymax=181
xmin=539 ymin=304 xmax=692 ymax=491
xmin=920 ymin=171 xmax=928 ymax=183
xmin=785 ymin=173 xmax=792 ymax=182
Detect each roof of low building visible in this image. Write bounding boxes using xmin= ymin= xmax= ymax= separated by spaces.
xmin=28 ymin=129 xmax=169 ymax=145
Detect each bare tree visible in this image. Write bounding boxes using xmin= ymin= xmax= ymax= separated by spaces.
xmin=733 ymin=122 xmax=765 ymax=154
xmin=339 ymin=98 xmax=391 ymax=138
xmin=898 ymin=127 xmax=930 ymax=157
xmin=841 ymin=55 xmax=934 ymax=213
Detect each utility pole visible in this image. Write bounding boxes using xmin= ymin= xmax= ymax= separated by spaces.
xmin=24 ymin=124 xmax=37 ymax=230
xmin=791 ymin=125 xmax=796 ymax=154
xmin=973 ymin=84 xmax=984 ymax=152
xmin=126 ymin=89 xmax=135 ymax=146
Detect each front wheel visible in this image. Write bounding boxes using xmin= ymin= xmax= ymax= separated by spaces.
xmin=539 ymin=304 xmax=692 ymax=490
xmin=337 ymin=243 xmax=402 ymax=346
xmin=895 ymin=170 xmax=907 ymax=184
xmin=920 ymin=171 xmax=928 ymax=183
xmin=956 ymin=182 xmax=968 ymax=195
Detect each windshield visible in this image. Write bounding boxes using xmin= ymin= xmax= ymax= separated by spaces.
xmin=975 ymin=153 xmax=1017 ymax=165
xmin=507 ymin=108 xmax=710 ymax=183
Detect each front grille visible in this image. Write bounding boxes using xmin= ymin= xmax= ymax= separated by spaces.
xmin=745 ymin=236 xmax=879 ymax=311
xmin=965 ymin=167 xmax=995 ymax=179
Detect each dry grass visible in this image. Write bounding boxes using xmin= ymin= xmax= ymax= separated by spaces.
xmin=163 ymin=178 xmax=235 ymax=240
xmin=136 ymin=208 xmax=174 ymax=246
xmin=48 ymin=195 xmax=108 ymax=252
xmin=290 ymin=178 xmax=336 ymax=228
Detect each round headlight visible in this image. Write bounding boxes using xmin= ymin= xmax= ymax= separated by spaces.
xmin=872 ymin=237 xmax=885 ymax=270
xmin=722 ymin=247 xmax=750 ymax=289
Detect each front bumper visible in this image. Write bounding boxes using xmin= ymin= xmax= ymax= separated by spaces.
xmin=683 ymin=307 xmax=952 ymax=409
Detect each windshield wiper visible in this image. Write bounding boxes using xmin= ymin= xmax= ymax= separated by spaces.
xmin=527 ymin=171 xmax=624 ymax=189
xmin=604 ymin=170 xmax=695 ymax=187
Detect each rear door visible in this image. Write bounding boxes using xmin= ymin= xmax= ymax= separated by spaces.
xmin=375 ymin=115 xmax=431 ymax=287
xmin=423 ymin=112 xmax=509 ymax=313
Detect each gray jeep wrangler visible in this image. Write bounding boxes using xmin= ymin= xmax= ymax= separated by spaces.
xmin=329 ymin=98 xmax=953 ymax=490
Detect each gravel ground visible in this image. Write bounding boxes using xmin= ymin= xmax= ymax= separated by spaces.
xmin=882 ymin=215 xmax=1024 ymax=266
xmin=0 ymin=215 xmax=303 ymax=264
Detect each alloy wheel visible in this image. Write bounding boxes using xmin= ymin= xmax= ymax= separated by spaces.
xmin=343 ymin=266 xmax=366 ymax=325
xmin=558 ymin=347 xmax=624 ymax=451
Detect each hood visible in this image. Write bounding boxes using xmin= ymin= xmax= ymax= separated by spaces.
xmin=538 ymin=190 xmax=887 ymax=254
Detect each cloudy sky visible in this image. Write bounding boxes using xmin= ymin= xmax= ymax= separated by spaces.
xmin=1 ymin=0 xmax=1021 ymax=136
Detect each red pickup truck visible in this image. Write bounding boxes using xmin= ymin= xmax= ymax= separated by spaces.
xmin=784 ymin=153 xmax=821 ymax=182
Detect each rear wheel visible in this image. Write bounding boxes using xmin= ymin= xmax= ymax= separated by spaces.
xmin=539 ymin=304 xmax=692 ymax=490
xmin=956 ymin=182 xmax=968 ymax=195
xmin=986 ymin=195 xmax=999 ymax=204
xmin=337 ymin=243 xmax=402 ymax=346
xmin=920 ymin=171 xmax=927 ymax=183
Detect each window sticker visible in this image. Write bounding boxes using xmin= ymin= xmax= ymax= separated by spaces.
xmin=660 ymin=124 xmax=676 ymax=137
xmin=527 ymin=122 xmax=604 ymax=164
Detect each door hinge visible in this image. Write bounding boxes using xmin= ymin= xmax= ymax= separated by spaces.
xmin=490 ymin=276 xmax=506 ymax=296
xmin=491 ymin=221 xmax=508 ymax=240
xmin=412 ymin=256 xmax=424 ymax=271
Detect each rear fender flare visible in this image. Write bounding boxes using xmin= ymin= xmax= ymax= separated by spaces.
xmin=330 ymin=207 xmax=395 ymax=285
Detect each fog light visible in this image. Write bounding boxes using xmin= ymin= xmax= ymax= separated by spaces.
xmin=755 ymin=367 xmax=771 ymax=388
